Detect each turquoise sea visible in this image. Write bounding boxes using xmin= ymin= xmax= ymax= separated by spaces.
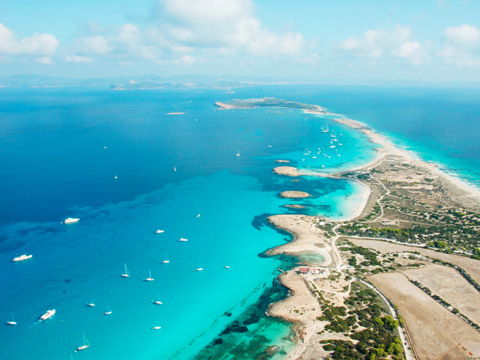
xmin=1 ymin=84 xmax=479 ymax=360
xmin=0 ymin=87 xmax=375 ymax=360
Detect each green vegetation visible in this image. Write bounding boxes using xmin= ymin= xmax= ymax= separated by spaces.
xmin=319 ymin=282 xmax=405 ymax=360
xmin=339 ymin=162 xmax=480 ymax=255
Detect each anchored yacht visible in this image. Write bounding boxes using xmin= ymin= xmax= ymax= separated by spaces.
xmin=144 ymin=270 xmax=154 ymax=282
xmin=12 ymin=254 xmax=32 ymax=262
xmin=39 ymin=309 xmax=56 ymax=321
xmin=64 ymin=218 xmax=80 ymax=224
xmin=75 ymin=335 xmax=90 ymax=352
xmin=121 ymin=264 xmax=130 ymax=278
xmin=5 ymin=313 xmax=16 ymax=326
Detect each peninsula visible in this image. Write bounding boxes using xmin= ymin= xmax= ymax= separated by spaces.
xmin=221 ymin=98 xmax=480 ymax=360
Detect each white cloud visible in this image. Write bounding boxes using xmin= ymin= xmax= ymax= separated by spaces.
xmin=77 ymin=35 xmax=112 ymax=54
xmin=36 ymin=56 xmax=54 ymax=65
xmin=0 ymin=23 xmax=58 ymax=56
xmin=68 ymin=0 xmax=308 ymax=66
xmin=65 ymin=54 xmax=92 ymax=63
xmin=445 ymin=24 xmax=480 ymax=46
xmin=172 ymin=54 xmax=196 ymax=65
xmin=339 ymin=25 xmax=425 ymax=65
xmin=439 ymin=25 xmax=480 ymax=67
xmin=393 ymin=41 xmax=424 ymax=65
xmin=230 ymin=17 xmax=304 ymax=57
xmin=157 ymin=0 xmax=306 ymax=57
xmin=163 ymin=0 xmax=252 ymax=27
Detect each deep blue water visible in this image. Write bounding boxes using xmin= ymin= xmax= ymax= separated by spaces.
xmin=234 ymin=85 xmax=480 ymax=186
xmin=1 ymin=84 xmax=479 ymax=360
xmin=0 ymin=87 xmax=374 ymax=360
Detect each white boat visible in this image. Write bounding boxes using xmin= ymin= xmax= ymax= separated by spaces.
xmin=114 ymin=175 xmax=119 ymax=180
xmin=152 ymin=326 xmax=162 ymax=330
xmin=64 ymin=218 xmax=80 ymax=224
xmin=236 ymin=152 xmax=241 ymax=157
xmin=178 ymin=237 xmax=189 ymax=242
xmin=86 ymin=303 xmax=96 ymax=308
xmin=161 ymin=259 xmax=170 ymax=264
xmin=153 ymin=300 xmax=163 ymax=305
xmin=12 ymin=254 xmax=33 ymax=262
xmin=39 ymin=309 xmax=56 ymax=321
xmin=144 ymin=270 xmax=154 ymax=282
xmin=103 ymin=308 xmax=113 ymax=316
xmin=121 ymin=264 xmax=130 ymax=278
xmin=322 ymin=124 xmax=329 ymax=133
xmin=195 ymin=213 xmax=201 ymax=219
xmin=224 ymin=265 xmax=231 ymax=269
xmin=195 ymin=267 xmax=204 ymax=272
xmin=75 ymin=334 xmax=90 ymax=352
xmin=5 ymin=313 xmax=17 ymax=326
xmin=173 ymin=167 xmax=177 ymax=172
xmin=155 ymin=229 xmax=165 ymax=234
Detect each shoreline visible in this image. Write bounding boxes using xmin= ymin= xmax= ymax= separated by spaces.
xmin=265 ymin=107 xmax=480 ymax=359
xmin=214 ymin=98 xmax=480 ymax=359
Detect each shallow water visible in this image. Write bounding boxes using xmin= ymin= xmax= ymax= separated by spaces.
xmin=0 ymin=88 xmax=376 ymax=360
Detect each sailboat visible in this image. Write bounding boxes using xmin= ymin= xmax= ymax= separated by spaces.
xmin=321 ymin=124 xmax=329 ymax=133
xmin=86 ymin=302 xmax=96 ymax=308
xmin=5 ymin=312 xmax=17 ymax=326
xmin=75 ymin=334 xmax=90 ymax=352
xmin=144 ymin=270 xmax=154 ymax=282
xmin=103 ymin=306 xmax=113 ymax=316
xmin=121 ymin=264 xmax=130 ymax=278
xmin=161 ymin=254 xmax=170 ymax=264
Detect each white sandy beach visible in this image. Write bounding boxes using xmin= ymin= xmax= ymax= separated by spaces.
xmin=267 ymin=106 xmax=480 ymax=360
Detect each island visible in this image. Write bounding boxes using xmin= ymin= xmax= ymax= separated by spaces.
xmin=215 ymin=97 xmax=327 ymax=114
xmin=219 ymin=98 xmax=480 ymax=360
xmin=280 ymin=191 xmax=311 ymax=199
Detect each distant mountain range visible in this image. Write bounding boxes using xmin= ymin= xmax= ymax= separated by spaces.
xmin=1 ymin=74 xmax=477 ymax=89
xmin=0 ymin=74 xmax=313 ymax=90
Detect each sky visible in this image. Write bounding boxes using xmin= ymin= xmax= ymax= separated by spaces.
xmin=1 ymin=0 xmax=480 ymax=83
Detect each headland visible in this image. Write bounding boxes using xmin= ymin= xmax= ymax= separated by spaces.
xmin=220 ymin=98 xmax=480 ymax=360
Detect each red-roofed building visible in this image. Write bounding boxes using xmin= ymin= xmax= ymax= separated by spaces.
xmin=297 ymin=267 xmax=310 ymax=274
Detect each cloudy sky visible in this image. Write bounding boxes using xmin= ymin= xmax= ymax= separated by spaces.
xmin=1 ymin=0 xmax=480 ymax=82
